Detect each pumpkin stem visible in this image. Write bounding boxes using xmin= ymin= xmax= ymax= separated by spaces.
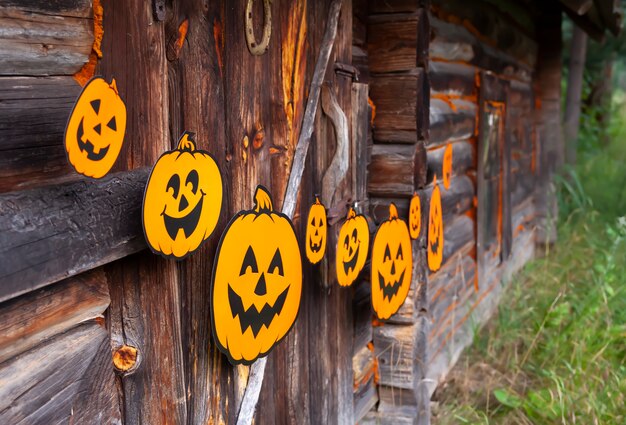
xmin=389 ymin=203 xmax=399 ymax=220
xmin=109 ymin=78 xmax=119 ymax=96
xmin=177 ymin=132 xmax=197 ymax=152
xmin=254 ymin=185 xmax=274 ymax=213
xmin=346 ymin=207 xmax=357 ymax=219
xmin=314 ymin=196 xmax=321 ymax=205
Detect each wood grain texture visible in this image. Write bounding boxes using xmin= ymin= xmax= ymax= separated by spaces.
xmin=0 ymin=322 xmax=120 ymax=425
xmin=0 ymin=1 xmax=93 ymax=75
xmin=0 ymin=76 xmax=81 ymax=193
xmin=429 ymin=61 xmax=477 ymax=97
xmin=0 ymin=168 xmax=149 ymax=303
xmin=426 ymin=140 xmax=474 ymax=183
xmin=368 ymin=143 xmax=427 ymax=197
xmin=0 ymin=268 xmax=109 ymax=364
xmin=429 ymin=98 xmax=476 ymax=148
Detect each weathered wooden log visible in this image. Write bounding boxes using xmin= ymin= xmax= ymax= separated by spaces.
xmin=431 ymin=0 xmax=538 ymax=68
xmin=0 ymin=168 xmax=149 ymax=302
xmin=430 ymin=17 xmax=532 ymax=82
xmin=0 ymin=1 xmax=93 ymax=75
xmin=429 ymin=61 xmax=477 ymax=97
xmin=370 ymin=69 xmax=426 ymax=142
xmin=353 ymin=278 xmax=374 ymax=351
xmin=429 ymin=98 xmax=476 ymax=147
xmin=368 ymin=0 xmax=426 ymax=14
xmin=0 ymin=268 xmax=109 ymax=364
xmin=429 ymin=252 xmax=476 ymax=328
xmin=427 ymin=140 xmax=474 ymax=182
xmin=439 ymin=214 xmax=475 ymax=270
xmin=354 ymin=374 xmax=378 ymax=423
xmin=368 ymin=143 xmax=427 ymax=197
xmin=370 ymin=174 xmax=474 ymax=227
xmin=0 ymin=76 xmax=82 ymax=193
xmin=0 ymin=321 xmax=120 ymax=424
xmin=367 ymin=8 xmax=429 ymax=73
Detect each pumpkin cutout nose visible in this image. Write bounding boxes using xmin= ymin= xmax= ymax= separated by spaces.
xmin=390 ymin=261 xmax=396 ymax=275
xmin=93 ymin=123 xmax=102 ymax=135
xmin=179 ymin=194 xmax=189 ymax=212
xmin=254 ymin=273 xmax=267 ymax=296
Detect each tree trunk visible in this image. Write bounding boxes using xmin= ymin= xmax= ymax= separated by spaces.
xmin=564 ymin=25 xmax=588 ymax=166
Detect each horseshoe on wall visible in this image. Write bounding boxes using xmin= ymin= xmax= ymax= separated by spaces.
xmin=245 ymin=0 xmax=272 ymax=55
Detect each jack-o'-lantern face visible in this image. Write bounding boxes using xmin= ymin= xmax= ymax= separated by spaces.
xmin=212 ymin=186 xmax=302 ymax=365
xmin=428 ymin=177 xmax=444 ymax=271
xmin=305 ymin=197 xmax=327 ymax=264
xmin=143 ymin=132 xmax=223 ymax=259
xmin=65 ymin=76 xmax=127 ymax=178
xmin=371 ymin=204 xmax=413 ymax=319
xmin=336 ymin=208 xmax=370 ymax=287
xmin=408 ymin=192 xmax=422 ymax=240
xmin=443 ymin=143 xmax=453 ymax=189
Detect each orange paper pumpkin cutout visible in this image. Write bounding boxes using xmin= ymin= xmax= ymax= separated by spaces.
xmin=211 ymin=186 xmax=302 ymax=365
xmin=443 ymin=143 xmax=453 ymax=189
xmin=305 ymin=197 xmax=328 ymax=264
xmin=428 ymin=177 xmax=444 ymax=271
xmin=336 ymin=208 xmax=370 ymax=287
xmin=142 ymin=132 xmax=223 ymax=259
xmin=408 ymin=192 xmax=421 ymax=240
xmin=65 ymin=76 xmax=127 ymax=178
xmin=371 ymin=204 xmax=413 ymax=319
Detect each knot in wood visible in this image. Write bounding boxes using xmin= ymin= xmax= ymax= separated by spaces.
xmin=113 ymin=345 xmax=138 ymax=372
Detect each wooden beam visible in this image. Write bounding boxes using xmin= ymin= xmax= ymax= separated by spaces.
xmin=368 ymin=143 xmax=428 ymax=197
xmin=429 ymin=61 xmax=477 ymax=97
xmin=426 ymin=140 xmax=474 ymax=183
xmin=0 ymin=76 xmax=81 ymax=193
xmin=0 ymin=321 xmax=120 ymax=424
xmin=0 ymin=1 xmax=93 ymax=75
xmin=429 ymin=98 xmax=476 ymax=148
xmin=0 ymin=268 xmax=109 ymax=364
xmin=0 ymin=168 xmax=149 ymax=302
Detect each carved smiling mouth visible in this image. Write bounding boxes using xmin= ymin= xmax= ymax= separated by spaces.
xmin=163 ymin=195 xmax=204 ymax=240
xmin=309 ymin=239 xmax=322 ymax=253
xmin=378 ymin=269 xmax=406 ymax=301
xmin=228 ymin=285 xmax=289 ymax=337
xmin=343 ymin=245 xmax=360 ymax=275
xmin=77 ymin=117 xmax=110 ymax=161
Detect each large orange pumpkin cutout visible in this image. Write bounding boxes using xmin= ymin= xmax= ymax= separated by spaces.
xmin=65 ymin=76 xmax=127 ymax=178
xmin=371 ymin=203 xmax=413 ymax=319
xmin=443 ymin=143 xmax=453 ymax=189
xmin=142 ymin=132 xmax=223 ymax=259
xmin=408 ymin=192 xmax=421 ymax=240
xmin=428 ymin=177 xmax=444 ymax=271
xmin=211 ymin=185 xmax=302 ymax=365
xmin=336 ymin=207 xmax=370 ymax=287
xmin=305 ymin=196 xmax=327 ymax=264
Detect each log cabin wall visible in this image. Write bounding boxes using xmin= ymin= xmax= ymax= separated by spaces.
xmin=365 ymin=0 xmax=547 ymax=419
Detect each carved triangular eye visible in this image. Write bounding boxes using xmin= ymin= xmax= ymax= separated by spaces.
xmin=240 ymin=246 xmax=258 ymax=275
xmin=268 ymin=248 xmax=284 ymax=276
xmin=318 ymin=218 xmax=323 ymax=227
xmin=107 ymin=116 xmax=117 ymax=131
xmin=396 ymin=244 xmax=403 ymax=261
xmin=384 ymin=244 xmax=391 ymax=262
xmin=90 ymin=99 xmax=101 ymax=114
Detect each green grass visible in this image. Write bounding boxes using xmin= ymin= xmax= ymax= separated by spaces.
xmin=432 ymin=98 xmax=626 ymax=424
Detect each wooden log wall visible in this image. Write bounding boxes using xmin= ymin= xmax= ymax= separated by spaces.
xmin=424 ymin=0 xmax=541 ymax=397
xmin=365 ymin=1 xmax=431 ymax=423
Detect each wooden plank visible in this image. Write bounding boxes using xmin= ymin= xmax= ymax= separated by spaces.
xmin=0 ymin=76 xmax=81 ymax=193
xmin=0 ymin=1 xmax=93 ymax=75
xmin=368 ymin=143 xmax=427 ymax=197
xmin=428 ymin=98 xmax=476 ymax=148
xmin=354 ymin=374 xmax=378 ymax=423
xmin=0 ymin=168 xmax=149 ymax=303
xmin=370 ymin=70 xmax=424 ymax=141
xmin=0 ymin=321 xmax=120 ymax=425
xmin=0 ymin=268 xmax=109 ymax=364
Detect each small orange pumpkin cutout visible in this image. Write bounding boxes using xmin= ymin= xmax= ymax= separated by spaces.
xmin=305 ymin=196 xmax=327 ymax=264
xmin=65 ymin=76 xmax=127 ymax=178
xmin=428 ymin=177 xmax=444 ymax=271
xmin=211 ymin=185 xmax=302 ymax=365
xmin=408 ymin=192 xmax=421 ymax=240
xmin=371 ymin=203 xmax=413 ymax=319
xmin=142 ymin=132 xmax=223 ymax=259
xmin=443 ymin=143 xmax=453 ymax=190
xmin=336 ymin=207 xmax=370 ymax=287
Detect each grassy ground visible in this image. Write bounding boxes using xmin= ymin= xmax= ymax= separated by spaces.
xmin=432 ymin=101 xmax=626 ymax=424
